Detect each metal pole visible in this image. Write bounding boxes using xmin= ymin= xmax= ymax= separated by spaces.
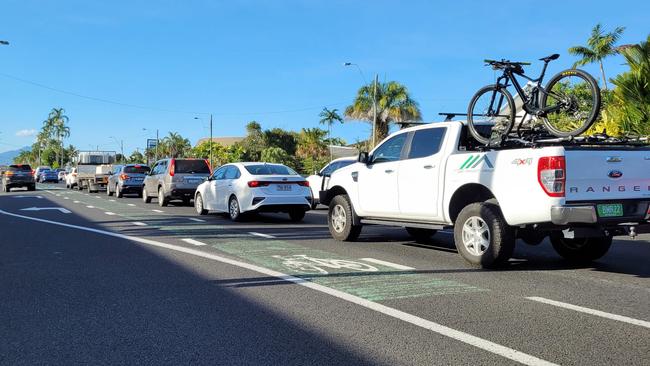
xmin=120 ymin=140 xmax=124 ymax=163
xmin=372 ymin=74 xmax=378 ymax=148
xmin=209 ymin=114 xmax=213 ymax=168
xmin=155 ymin=129 xmax=159 ymax=160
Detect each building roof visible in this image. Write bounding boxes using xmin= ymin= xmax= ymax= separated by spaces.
xmin=195 ymin=136 xmax=245 ymax=147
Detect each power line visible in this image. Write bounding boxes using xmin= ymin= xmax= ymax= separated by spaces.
xmin=0 ymin=72 xmax=348 ymax=117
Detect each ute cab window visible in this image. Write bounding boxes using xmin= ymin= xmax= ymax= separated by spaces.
xmin=370 ymin=133 xmax=408 ymax=164
xmin=407 ymin=128 xmax=446 ymax=159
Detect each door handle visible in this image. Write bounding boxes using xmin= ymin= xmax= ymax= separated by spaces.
xmin=423 ymin=165 xmax=434 ymax=169
xmin=384 ymin=169 xmax=394 ymax=173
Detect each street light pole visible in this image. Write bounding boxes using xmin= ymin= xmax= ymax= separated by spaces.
xmin=209 ymin=114 xmax=213 ymax=168
xmin=156 ymin=129 xmax=159 ymax=161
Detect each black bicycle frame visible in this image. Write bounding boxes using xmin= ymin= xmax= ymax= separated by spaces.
xmin=493 ymin=60 xmax=561 ymax=116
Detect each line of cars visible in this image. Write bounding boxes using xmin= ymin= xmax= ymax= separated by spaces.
xmin=1 ymin=164 xmax=70 ymax=192
xmin=60 ymin=157 xmax=355 ymax=222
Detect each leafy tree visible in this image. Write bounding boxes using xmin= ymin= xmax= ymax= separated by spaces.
xmin=240 ymin=121 xmax=265 ymax=161
xmin=296 ymin=128 xmax=328 ymax=159
xmin=160 ymin=132 xmax=191 ymax=158
xmin=263 ymin=128 xmax=298 ymax=155
xmin=598 ymin=35 xmax=650 ymax=135
xmin=128 ymin=151 xmax=145 ymax=164
xmin=260 ymin=146 xmax=293 ymax=166
xmin=345 ymin=81 xmax=421 ymax=145
xmin=569 ymin=24 xmax=625 ymax=90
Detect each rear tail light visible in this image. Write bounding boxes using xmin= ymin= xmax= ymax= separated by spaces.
xmin=5 ymin=171 xmax=14 ymax=176
xmin=169 ymin=159 xmax=175 ymax=177
xmin=296 ymin=181 xmax=309 ymax=187
xmin=248 ymin=181 xmax=270 ymax=188
xmin=119 ymin=173 xmax=129 ymax=180
xmin=538 ymin=156 xmax=566 ymax=197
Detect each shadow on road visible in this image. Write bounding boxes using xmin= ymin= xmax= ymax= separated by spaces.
xmin=0 ymin=194 xmax=378 ymax=365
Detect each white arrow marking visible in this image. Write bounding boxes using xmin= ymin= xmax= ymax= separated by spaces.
xmin=20 ymin=207 xmax=71 ymax=214
xmin=12 ymin=195 xmax=43 ymax=199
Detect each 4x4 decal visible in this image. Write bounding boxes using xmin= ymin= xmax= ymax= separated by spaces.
xmin=459 ymin=154 xmax=494 ymax=170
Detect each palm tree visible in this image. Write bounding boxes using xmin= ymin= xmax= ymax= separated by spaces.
xmin=344 ymin=80 xmax=421 ymax=146
xmin=319 ymin=107 xmax=343 ymax=160
xmin=42 ymin=108 xmax=70 ymax=166
xmin=162 ymin=132 xmax=191 ymax=158
xmin=296 ymin=128 xmax=328 ymax=159
xmin=569 ymin=24 xmax=625 ymax=90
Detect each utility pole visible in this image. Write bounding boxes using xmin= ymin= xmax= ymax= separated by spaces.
xmin=372 ymin=73 xmax=378 ymax=148
xmin=209 ymin=114 xmax=213 ymax=169
xmin=155 ymin=129 xmax=159 ymax=160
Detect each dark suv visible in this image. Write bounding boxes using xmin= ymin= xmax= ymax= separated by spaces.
xmin=142 ymin=158 xmax=211 ymax=206
xmin=2 ymin=164 xmax=36 ymax=192
xmin=107 ymin=164 xmax=151 ymax=198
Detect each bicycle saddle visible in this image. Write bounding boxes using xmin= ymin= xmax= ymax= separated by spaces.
xmin=539 ymin=53 xmax=560 ymax=62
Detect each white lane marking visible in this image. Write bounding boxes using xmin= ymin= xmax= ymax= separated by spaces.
xmin=189 ymin=218 xmax=205 ymax=222
xmin=12 ymin=195 xmax=44 ymax=199
xmin=152 ymin=209 xmax=164 ymax=213
xmin=104 ymin=212 xmax=116 ymax=216
xmin=64 ymin=197 xmax=69 ymax=200
xmin=109 ymin=199 xmax=115 ymax=202
xmin=128 ymin=203 xmax=136 ymax=207
xmin=20 ymin=207 xmax=71 ymax=214
xmin=526 ymin=297 xmax=650 ymax=329
xmin=181 ymin=238 xmax=207 ymax=246
xmin=132 ymin=222 xmax=147 ymax=226
xmin=0 ymin=208 xmax=557 ymax=366
xmin=55 ymin=194 xmax=61 ymax=197
xmin=249 ymin=232 xmax=276 ymax=239
xmin=86 ymin=205 xmax=95 ymax=208
xmin=359 ymin=258 xmax=415 ymax=270
xmin=73 ymin=200 xmax=81 ymax=204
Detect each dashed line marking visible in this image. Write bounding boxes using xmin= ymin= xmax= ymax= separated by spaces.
xmin=104 ymin=212 xmax=116 ymax=216
xmin=359 ymin=258 xmax=415 ymax=270
xmin=109 ymin=199 xmax=115 ymax=202
xmin=189 ymin=218 xmax=205 ymax=222
xmin=63 ymin=197 xmax=69 ymax=200
xmin=249 ymin=232 xmax=276 ymax=239
xmin=133 ymin=222 xmax=147 ymax=226
xmin=152 ymin=209 xmax=164 ymax=213
xmin=181 ymin=238 xmax=207 ymax=246
xmin=127 ymin=203 xmax=136 ymax=207
xmin=86 ymin=205 xmax=95 ymax=208
xmin=0 ymin=208 xmax=559 ymax=366
xmin=526 ymin=297 xmax=650 ymax=329
xmin=73 ymin=201 xmax=80 ymax=203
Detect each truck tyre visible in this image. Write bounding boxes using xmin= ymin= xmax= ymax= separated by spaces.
xmin=158 ymin=187 xmax=169 ymax=207
xmin=550 ymin=234 xmax=612 ymax=262
xmin=29 ymin=184 xmax=36 ymax=191
xmin=454 ymin=202 xmax=515 ymax=268
xmin=142 ymin=187 xmax=152 ymax=203
xmin=328 ymin=194 xmax=362 ymax=241
xmin=405 ymin=227 xmax=437 ymax=242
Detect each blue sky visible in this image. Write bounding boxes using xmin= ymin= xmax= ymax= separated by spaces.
xmin=0 ymin=0 xmax=648 ymax=154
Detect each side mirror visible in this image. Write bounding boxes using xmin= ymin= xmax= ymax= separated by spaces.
xmin=207 ymin=175 xmax=213 ymax=181
xmin=357 ymin=152 xmax=369 ymax=165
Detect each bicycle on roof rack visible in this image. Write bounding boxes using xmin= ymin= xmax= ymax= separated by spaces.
xmin=466 ymin=53 xmax=601 ymax=146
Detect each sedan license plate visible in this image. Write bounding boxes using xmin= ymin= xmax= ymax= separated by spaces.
xmin=597 ymin=203 xmax=623 ymax=217
xmin=276 ymin=184 xmax=292 ymax=192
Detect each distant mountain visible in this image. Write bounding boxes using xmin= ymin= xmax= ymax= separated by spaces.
xmin=0 ymin=146 xmax=30 ymax=165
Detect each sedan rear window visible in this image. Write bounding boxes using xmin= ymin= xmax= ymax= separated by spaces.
xmin=174 ymin=160 xmax=210 ymax=174
xmin=245 ymin=164 xmax=298 ymax=175
xmin=124 ymin=165 xmax=150 ymax=174
xmin=9 ymin=164 xmax=32 ymax=171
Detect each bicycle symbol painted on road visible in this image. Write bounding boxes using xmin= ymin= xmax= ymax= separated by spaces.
xmin=272 ymin=254 xmax=379 ymax=275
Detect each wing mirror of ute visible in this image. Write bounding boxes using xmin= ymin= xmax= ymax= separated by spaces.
xmin=357 ymin=152 xmax=369 ymax=165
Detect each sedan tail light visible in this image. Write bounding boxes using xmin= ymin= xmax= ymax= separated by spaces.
xmin=119 ymin=173 xmax=129 ymax=180
xmin=248 ymin=181 xmax=270 ymax=188
xmin=296 ymin=181 xmax=309 ymax=187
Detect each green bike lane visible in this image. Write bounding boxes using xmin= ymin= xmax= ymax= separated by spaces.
xmin=31 ymin=185 xmax=650 ymax=365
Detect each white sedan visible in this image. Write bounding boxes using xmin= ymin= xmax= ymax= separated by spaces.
xmin=194 ymin=162 xmax=312 ymax=221
xmin=306 ymin=157 xmax=356 ymax=209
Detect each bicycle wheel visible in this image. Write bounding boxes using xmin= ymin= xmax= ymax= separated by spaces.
xmin=467 ymin=85 xmax=516 ymax=145
xmin=540 ymin=69 xmax=601 ymax=137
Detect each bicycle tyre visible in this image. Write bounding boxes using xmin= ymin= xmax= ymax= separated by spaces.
xmin=540 ymin=69 xmax=601 ymax=137
xmin=467 ymin=85 xmax=516 ymax=146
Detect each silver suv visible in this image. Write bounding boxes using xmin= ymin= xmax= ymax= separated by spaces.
xmin=142 ymin=158 xmax=211 ymax=206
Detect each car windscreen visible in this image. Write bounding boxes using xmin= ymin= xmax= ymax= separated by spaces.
xmin=174 ymin=160 xmax=210 ymax=174
xmin=9 ymin=165 xmax=32 ymax=171
xmin=124 ymin=165 xmax=151 ymax=174
xmin=244 ymin=164 xmax=298 ymax=175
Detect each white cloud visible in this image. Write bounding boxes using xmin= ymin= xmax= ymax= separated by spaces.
xmin=15 ymin=129 xmax=37 ymax=137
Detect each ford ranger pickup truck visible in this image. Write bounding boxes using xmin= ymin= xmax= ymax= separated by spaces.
xmin=319 ymin=121 xmax=650 ymax=268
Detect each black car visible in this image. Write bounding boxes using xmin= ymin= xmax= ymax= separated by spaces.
xmin=2 ymin=164 xmax=36 ymax=192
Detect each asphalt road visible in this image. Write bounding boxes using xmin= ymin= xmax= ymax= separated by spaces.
xmin=1 ymin=182 xmax=649 ymax=365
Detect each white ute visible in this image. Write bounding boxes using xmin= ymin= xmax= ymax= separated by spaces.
xmin=320 ymin=121 xmax=650 ymax=267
